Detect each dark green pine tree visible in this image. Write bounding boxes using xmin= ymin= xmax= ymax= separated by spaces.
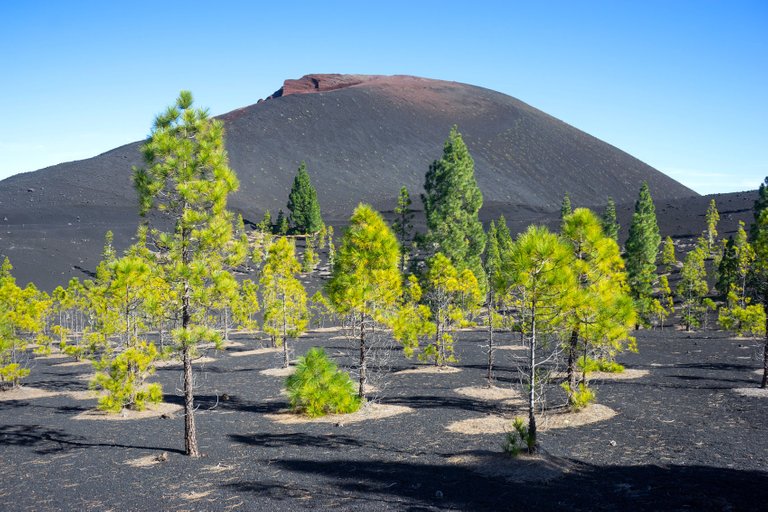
xmin=422 ymin=126 xmax=486 ymax=291
xmin=717 ymin=236 xmax=738 ymax=296
xmin=392 ymin=186 xmax=415 ymax=272
xmin=560 ymin=192 xmax=572 ymax=220
xmin=624 ymin=182 xmax=662 ymax=326
xmin=602 ymin=197 xmax=620 ymax=241
xmin=751 ymin=177 xmax=768 ymax=241
xmin=495 ymin=215 xmax=513 ymax=255
xmin=287 ymin=162 xmax=324 ymax=234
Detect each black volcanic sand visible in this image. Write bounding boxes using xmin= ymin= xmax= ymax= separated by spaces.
xmin=1 ymin=329 xmax=766 ymax=511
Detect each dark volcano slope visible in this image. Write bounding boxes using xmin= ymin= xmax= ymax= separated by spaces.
xmin=0 ymin=74 xmax=696 ymax=290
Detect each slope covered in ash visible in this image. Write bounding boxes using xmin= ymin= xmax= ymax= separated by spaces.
xmin=0 ymin=74 xmax=697 ymax=289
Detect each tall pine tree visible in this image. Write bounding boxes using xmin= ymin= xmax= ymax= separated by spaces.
xmin=601 ymin=197 xmax=619 ymax=241
xmin=287 ymin=162 xmax=323 ymax=234
xmin=422 ymin=126 xmax=486 ymax=291
xmin=392 ymin=186 xmax=414 ymax=272
xmin=624 ymin=182 xmax=661 ymax=326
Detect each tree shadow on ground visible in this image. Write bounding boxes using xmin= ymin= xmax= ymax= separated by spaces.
xmin=225 ymin=457 xmax=768 ymax=512
xmin=229 ymin=432 xmax=365 ymax=450
xmin=163 ymin=393 xmax=285 ymax=414
xmin=0 ymin=424 xmax=184 ymax=455
xmin=383 ymin=395 xmax=505 ymax=414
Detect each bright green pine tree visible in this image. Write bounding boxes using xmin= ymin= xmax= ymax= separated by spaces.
xmin=301 ymin=235 xmax=318 ymax=273
xmin=705 ymin=199 xmax=720 ymax=253
xmin=276 ymin=209 xmax=289 ymax=235
xmin=661 ymin=236 xmax=677 ymax=274
xmin=601 ymin=197 xmax=620 ymax=241
xmin=752 ymin=204 xmax=768 ymax=387
xmin=261 ymin=237 xmax=309 ymax=368
xmin=561 ymin=192 xmax=572 ymax=220
xmin=326 ymin=204 xmax=402 ymax=398
xmin=133 ymin=90 xmax=245 ymax=457
xmin=422 ymin=252 xmax=482 ymax=367
xmin=498 ymin=225 xmax=576 ymax=454
xmin=0 ymin=258 xmax=51 ymax=389
xmin=392 ymin=275 xmax=435 ymax=359
xmin=624 ymin=182 xmax=662 ymax=326
xmin=422 ymin=126 xmax=486 ymax=292
xmin=287 ymin=162 xmax=324 ymax=234
xmin=561 ymin=209 xmax=636 ymax=400
xmin=392 ymin=186 xmax=415 ymax=272
xmin=656 ymin=274 xmax=674 ymax=329
xmin=676 ymin=246 xmax=709 ymax=331
xmin=286 ymin=347 xmax=360 ymax=417
xmin=750 ymin=177 xmax=768 ymax=242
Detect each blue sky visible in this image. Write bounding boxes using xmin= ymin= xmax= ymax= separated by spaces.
xmin=1 ymin=0 xmax=765 ymax=194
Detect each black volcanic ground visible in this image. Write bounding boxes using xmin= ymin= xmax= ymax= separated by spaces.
xmin=0 ymin=73 xmax=732 ymax=291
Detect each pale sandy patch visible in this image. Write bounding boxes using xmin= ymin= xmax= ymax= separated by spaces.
xmin=329 ymin=335 xmax=349 ymax=340
xmin=264 ymin=403 xmax=413 ymax=425
xmin=73 ymin=402 xmax=182 ymax=421
xmin=310 ymin=326 xmax=343 ymax=333
xmin=35 ymin=353 xmax=69 ymax=360
xmin=181 ymin=490 xmax=212 ymax=501
xmin=734 ymin=387 xmax=768 ymax=398
xmin=124 ymin=454 xmax=166 ymax=468
xmin=203 ymin=463 xmax=235 ymax=474
xmin=446 ymin=404 xmax=617 ymax=435
xmin=0 ymin=386 xmax=59 ymax=401
xmin=63 ymin=390 xmax=104 ymax=401
xmin=230 ymin=347 xmax=281 ymax=357
xmin=198 ymin=340 xmax=245 ymax=350
xmin=154 ymin=356 xmax=216 ymax=368
xmin=588 ymin=369 xmax=649 ymax=380
xmin=76 ymin=373 xmax=95 ymax=382
xmin=394 ymin=365 xmax=462 ymax=375
xmin=754 ymin=369 xmax=764 ymax=376
xmin=494 ymin=345 xmax=527 ymax=351
xmin=52 ymin=360 xmax=92 ymax=368
xmin=260 ymin=366 xmax=295 ymax=377
xmin=448 ymin=451 xmax=574 ymax=483
xmin=454 ymin=385 xmax=521 ymax=401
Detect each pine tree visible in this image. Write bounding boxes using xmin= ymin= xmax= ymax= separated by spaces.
xmin=561 ymin=209 xmax=636 ymax=399
xmin=287 ymin=162 xmax=323 ymax=234
xmin=676 ymin=246 xmax=708 ymax=331
xmin=422 ymin=126 xmax=486 ymax=291
xmin=326 ymin=204 xmax=401 ymax=398
xmin=752 ymin=205 xmax=768 ymax=387
xmin=656 ymin=274 xmax=673 ymax=330
xmin=750 ymin=177 xmax=768 ymax=241
xmin=484 ymin=220 xmax=502 ymax=384
xmin=624 ymin=182 xmax=662 ymax=326
xmin=705 ymin=199 xmax=720 ymax=253
xmin=717 ymin=236 xmax=738 ymax=296
xmin=392 ymin=186 xmax=414 ymax=272
xmin=261 ymin=237 xmax=308 ymax=368
xmin=498 ymin=225 xmax=575 ymax=454
xmin=133 ymin=91 xmax=244 ymax=457
xmin=276 ymin=209 xmax=289 ymax=235
xmin=561 ymin=192 xmax=572 ymax=220
xmin=601 ymin=197 xmax=620 ymax=241
xmin=257 ymin=210 xmax=272 ymax=233
xmin=661 ymin=236 xmax=677 ymax=274
xmin=301 ymin=235 xmax=318 ymax=273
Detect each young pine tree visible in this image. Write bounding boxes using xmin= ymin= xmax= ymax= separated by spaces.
xmin=287 ymin=162 xmax=323 ymax=234
xmin=676 ymin=246 xmax=709 ymax=331
xmin=561 ymin=192 xmax=572 ymax=220
xmin=392 ymin=186 xmax=415 ymax=272
xmin=133 ymin=91 xmax=245 ymax=457
xmin=261 ymin=237 xmax=308 ymax=368
xmin=705 ymin=199 xmax=720 ymax=254
xmin=624 ymin=182 xmax=662 ymax=326
xmin=422 ymin=126 xmax=486 ymax=292
xmin=499 ymin=226 xmax=575 ymax=454
xmin=661 ymin=236 xmax=677 ymax=274
xmin=326 ymin=204 xmax=401 ymax=398
xmin=601 ymin=197 xmax=620 ymax=241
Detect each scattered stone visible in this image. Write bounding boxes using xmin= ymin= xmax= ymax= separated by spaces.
xmin=155 ymin=452 xmax=169 ymax=462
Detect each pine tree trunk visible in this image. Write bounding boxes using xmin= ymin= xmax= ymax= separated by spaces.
xmin=487 ymin=303 xmax=494 ymax=386
xmin=762 ymin=314 xmax=768 ymax=389
xmin=181 ymin=227 xmax=200 ymax=458
xmin=527 ymin=305 xmax=537 ymax=455
xmin=566 ymin=328 xmax=578 ymax=391
xmin=282 ymin=296 xmax=289 ymax=369
xmin=358 ymin=313 xmax=367 ymax=399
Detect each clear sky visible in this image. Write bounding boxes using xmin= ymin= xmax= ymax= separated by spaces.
xmin=1 ymin=0 xmax=765 ymax=195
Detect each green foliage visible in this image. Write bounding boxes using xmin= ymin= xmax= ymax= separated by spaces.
xmin=285 ymin=347 xmax=361 ymax=417
xmin=257 ymin=210 xmax=272 ymax=233
xmin=750 ymin=176 xmax=768 ymax=241
xmin=601 ymin=197 xmax=619 ymax=241
xmin=422 ymin=126 xmax=486 ymax=292
xmin=560 ymin=382 xmax=596 ymax=411
xmin=301 ymin=235 xmax=318 ymax=273
xmin=676 ymin=246 xmax=709 ymax=331
xmin=705 ymin=199 xmax=720 ymax=253
xmin=576 ymin=355 xmax=625 ymax=373
xmin=308 ymin=291 xmax=335 ymax=328
xmin=392 ymin=276 xmax=435 ymax=357
xmin=560 ymin=192 xmax=572 ymax=220
xmin=661 ymin=236 xmax=677 ymax=274
xmin=261 ymin=237 xmax=308 ymax=367
xmin=392 ymin=186 xmax=414 ymax=272
xmin=624 ymin=182 xmax=662 ymax=325
xmin=91 ymin=341 xmax=162 ymax=412
xmin=502 ymin=417 xmax=535 ymax=456
xmin=0 ymin=258 xmax=51 ymax=389
xmin=287 ymin=162 xmax=323 ymax=234
xmin=276 ymin=209 xmax=289 ymax=235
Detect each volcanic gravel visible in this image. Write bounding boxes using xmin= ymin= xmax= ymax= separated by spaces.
xmin=1 ymin=328 xmax=766 ymax=511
